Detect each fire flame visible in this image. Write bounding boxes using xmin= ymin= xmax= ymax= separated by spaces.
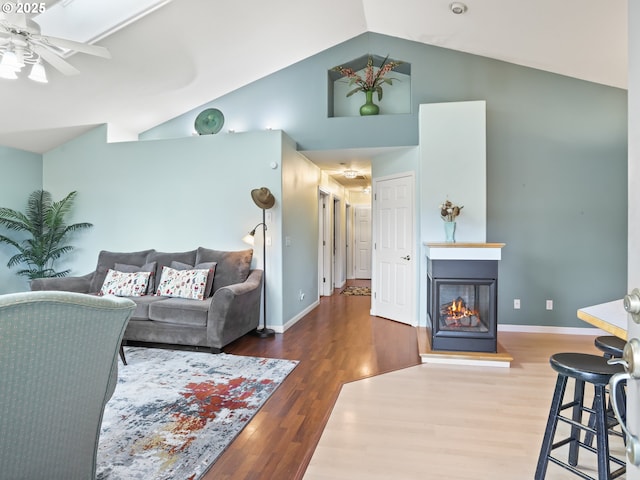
xmin=445 ymin=298 xmax=478 ymax=320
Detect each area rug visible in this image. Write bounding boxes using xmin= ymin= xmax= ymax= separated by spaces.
xmin=96 ymin=347 xmax=298 ymax=480
xmin=340 ymin=286 xmax=371 ymax=296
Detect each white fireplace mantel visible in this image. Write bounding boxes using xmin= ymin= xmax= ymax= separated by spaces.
xmin=424 ymin=242 xmax=506 ymax=261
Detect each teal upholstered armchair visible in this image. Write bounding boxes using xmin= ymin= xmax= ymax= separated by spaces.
xmin=0 ymin=291 xmax=135 ymax=480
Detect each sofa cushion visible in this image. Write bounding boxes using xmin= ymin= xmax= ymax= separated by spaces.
xmin=171 ymin=261 xmax=217 ymax=297
xmin=114 ymin=261 xmax=157 ymax=294
xmin=195 ymin=248 xmax=253 ymax=292
xmin=126 ymin=295 xmax=167 ymax=320
xmin=148 ymin=297 xmax=212 ymax=327
xmin=155 ymin=266 xmax=210 ymax=300
xmin=99 ymin=269 xmax=152 ymax=297
xmin=90 ymin=249 xmax=155 ymax=293
xmin=147 ymin=250 xmax=197 ymax=293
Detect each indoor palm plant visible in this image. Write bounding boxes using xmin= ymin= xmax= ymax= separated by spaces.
xmin=0 ymin=190 xmax=93 ymax=279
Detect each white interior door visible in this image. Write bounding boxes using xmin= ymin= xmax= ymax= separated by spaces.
xmin=627 ymin=2 xmax=640 ymax=476
xmin=355 ymin=205 xmax=372 ymax=279
xmin=372 ymin=173 xmax=415 ymax=325
xmin=333 ymin=197 xmax=345 ymax=289
xmin=318 ymin=190 xmax=332 ymax=297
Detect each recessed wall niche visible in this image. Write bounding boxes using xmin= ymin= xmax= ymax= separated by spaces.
xmin=328 ymin=54 xmax=411 ymax=117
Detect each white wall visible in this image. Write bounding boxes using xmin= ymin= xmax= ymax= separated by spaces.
xmin=626 ymin=6 xmax=640 ymax=478
xmin=420 ymin=101 xmax=487 ymax=243
xmin=629 ymin=0 xmax=640 ymax=296
xmin=348 ymin=190 xmax=372 ymax=205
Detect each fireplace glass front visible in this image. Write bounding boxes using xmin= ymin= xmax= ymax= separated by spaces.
xmin=427 ymin=259 xmax=498 ymax=353
xmin=438 ymin=283 xmax=490 ymax=334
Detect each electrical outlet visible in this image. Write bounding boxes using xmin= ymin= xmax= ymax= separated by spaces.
xmin=513 ymin=299 xmax=520 ymax=309
xmin=546 ymin=300 xmax=553 ymax=310
xmin=299 ymin=290 xmax=305 ymax=301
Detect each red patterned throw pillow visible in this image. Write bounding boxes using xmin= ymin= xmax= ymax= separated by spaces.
xmin=155 ymin=266 xmax=210 ymax=300
xmin=100 ymin=269 xmax=152 ymax=297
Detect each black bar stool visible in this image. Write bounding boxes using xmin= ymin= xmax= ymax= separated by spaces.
xmin=595 ymin=336 xmax=626 ymax=359
xmin=584 ymin=336 xmax=627 ymax=448
xmin=535 ymin=352 xmax=626 ymax=480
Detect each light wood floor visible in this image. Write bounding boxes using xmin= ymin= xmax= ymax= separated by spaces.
xmin=207 ymin=281 xmax=626 ymax=479
xmin=304 ymin=331 xmax=627 ymax=479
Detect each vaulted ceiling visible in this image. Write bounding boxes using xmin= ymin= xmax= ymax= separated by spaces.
xmin=0 ymin=0 xmax=627 ymax=155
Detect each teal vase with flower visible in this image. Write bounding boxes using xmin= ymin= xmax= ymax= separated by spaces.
xmin=360 ymin=90 xmax=379 ymax=115
xmin=332 ymin=55 xmax=403 ymax=116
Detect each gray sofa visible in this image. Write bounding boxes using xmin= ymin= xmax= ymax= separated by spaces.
xmin=30 ymin=247 xmax=263 ymax=353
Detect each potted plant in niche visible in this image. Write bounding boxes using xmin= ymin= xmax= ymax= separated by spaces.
xmin=332 ymin=55 xmax=403 ymax=116
xmin=0 ymin=190 xmax=93 ymax=279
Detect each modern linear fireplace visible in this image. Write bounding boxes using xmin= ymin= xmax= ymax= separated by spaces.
xmin=426 ymin=243 xmax=504 ymax=353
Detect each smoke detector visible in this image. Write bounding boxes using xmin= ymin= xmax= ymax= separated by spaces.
xmin=450 ymin=2 xmax=467 ymax=14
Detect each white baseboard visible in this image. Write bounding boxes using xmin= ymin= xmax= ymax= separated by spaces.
xmin=498 ymin=324 xmax=608 ymax=336
xmin=272 ymin=300 xmax=320 ymax=333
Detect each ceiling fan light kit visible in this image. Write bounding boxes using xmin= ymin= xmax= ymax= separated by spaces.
xmin=0 ymin=47 xmax=18 ymax=79
xmin=27 ymin=59 xmax=46 ymax=83
xmin=0 ymin=4 xmax=111 ymax=83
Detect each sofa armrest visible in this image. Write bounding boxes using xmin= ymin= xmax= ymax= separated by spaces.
xmin=30 ymin=272 xmax=94 ymax=293
xmin=207 ymin=269 xmax=263 ymax=349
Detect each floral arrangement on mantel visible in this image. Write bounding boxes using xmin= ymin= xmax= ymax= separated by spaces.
xmin=332 ymin=55 xmax=403 ymax=101
xmin=440 ymin=199 xmax=463 ymax=222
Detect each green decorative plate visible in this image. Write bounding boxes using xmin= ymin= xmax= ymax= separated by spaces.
xmin=194 ymin=108 xmax=224 ymax=135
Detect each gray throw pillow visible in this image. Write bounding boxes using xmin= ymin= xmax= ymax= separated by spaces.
xmin=90 ymin=249 xmax=155 ymax=293
xmin=194 ymin=248 xmax=253 ymax=292
xmin=170 ymin=261 xmax=217 ymax=298
xmin=114 ymin=261 xmax=157 ymax=295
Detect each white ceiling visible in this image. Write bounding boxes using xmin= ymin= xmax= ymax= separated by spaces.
xmin=0 ymin=0 xmax=628 ymax=168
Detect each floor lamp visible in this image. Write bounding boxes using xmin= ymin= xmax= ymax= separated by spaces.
xmin=245 ymin=187 xmax=275 ymax=338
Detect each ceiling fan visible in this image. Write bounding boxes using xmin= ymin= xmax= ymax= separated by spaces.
xmin=0 ymin=1 xmax=110 ymax=81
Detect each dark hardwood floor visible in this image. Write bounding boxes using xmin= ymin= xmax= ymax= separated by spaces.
xmin=202 ymin=281 xmax=421 ymax=480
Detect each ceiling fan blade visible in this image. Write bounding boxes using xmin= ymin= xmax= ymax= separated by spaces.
xmin=0 ymin=22 xmax=12 ymax=35
xmin=29 ymin=42 xmax=80 ymax=75
xmin=32 ymin=34 xmax=111 ymax=58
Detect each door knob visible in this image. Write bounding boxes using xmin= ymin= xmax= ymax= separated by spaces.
xmin=401 ymin=255 xmax=411 ymax=261
xmin=624 ymin=288 xmax=640 ymax=324
xmin=608 ymin=338 xmax=640 ymax=466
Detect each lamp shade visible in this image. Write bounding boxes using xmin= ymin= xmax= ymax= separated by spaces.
xmin=28 ymin=61 xmax=48 ymax=83
xmin=0 ymin=64 xmax=18 ymax=79
xmin=0 ymin=50 xmax=20 ymax=71
xmin=242 ymin=232 xmax=255 ymax=245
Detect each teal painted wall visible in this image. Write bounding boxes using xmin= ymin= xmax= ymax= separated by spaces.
xmin=4 ymin=31 xmax=625 ymax=331
xmin=0 ymin=146 xmax=42 ymax=293
xmin=144 ymin=33 xmax=626 ymax=328
xmin=281 ymin=147 xmax=321 ymax=324
xmin=42 ymin=125 xmax=287 ymax=328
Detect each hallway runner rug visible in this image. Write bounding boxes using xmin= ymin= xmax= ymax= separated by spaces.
xmin=340 ymin=286 xmax=371 ymax=296
xmin=96 ymin=347 xmax=298 ymax=480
